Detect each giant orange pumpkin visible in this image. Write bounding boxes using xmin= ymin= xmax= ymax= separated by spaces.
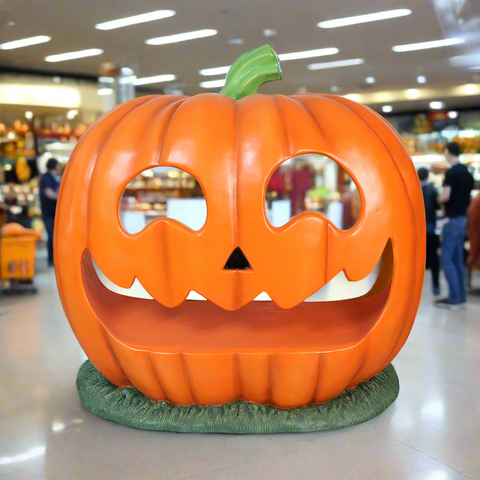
xmin=55 ymin=45 xmax=425 ymax=408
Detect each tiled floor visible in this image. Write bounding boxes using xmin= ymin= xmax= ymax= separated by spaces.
xmin=1 ymin=269 xmax=479 ymax=480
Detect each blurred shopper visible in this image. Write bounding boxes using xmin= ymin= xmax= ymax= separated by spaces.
xmin=417 ymin=167 xmax=440 ymax=295
xmin=39 ymin=158 xmax=60 ymax=267
xmin=436 ymin=142 xmax=474 ymax=309
xmin=467 ymin=194 xmax=480 ymax=272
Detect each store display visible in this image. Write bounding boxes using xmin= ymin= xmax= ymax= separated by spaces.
xmin=0 ymin=222 xmax=40 ymax=293
xmin=56 ymin=45 xmax=425 ymax=432
xmin=386 ymin=110 xmax=480 ymax=192
xmin=119 ymin=167 xmax=205 ymax=232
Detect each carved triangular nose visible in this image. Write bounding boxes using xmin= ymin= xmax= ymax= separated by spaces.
xmin=224 ymin=247 xmax=250 ymax=270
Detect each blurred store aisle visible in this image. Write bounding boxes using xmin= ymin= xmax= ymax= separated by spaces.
xmin=0 ymin=270 xmax=479 ymax=480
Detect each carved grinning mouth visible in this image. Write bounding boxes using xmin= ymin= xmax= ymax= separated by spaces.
xmin=92 ymin=255 xmax=382 ymax=303
xmin=82 ymin=241 xmax=393 ymax=354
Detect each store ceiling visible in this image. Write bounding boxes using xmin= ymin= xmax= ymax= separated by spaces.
xmin=1 ymin=0 xmax=480 ymax=110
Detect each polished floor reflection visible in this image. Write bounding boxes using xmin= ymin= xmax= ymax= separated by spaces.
xmin=1 ymin=269 xmax=479 ymax=479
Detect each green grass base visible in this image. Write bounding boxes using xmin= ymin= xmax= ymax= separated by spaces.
xmin=77 ymin=360 xmax=399 ymax=433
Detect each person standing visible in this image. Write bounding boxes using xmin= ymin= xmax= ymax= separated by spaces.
xmin=436 ymin=142 xmax=474 ymax=309
xmin=39 ymin=158 xmax=60 ymax=267
xmin=417 ymin=167 xmax=440 ymax=295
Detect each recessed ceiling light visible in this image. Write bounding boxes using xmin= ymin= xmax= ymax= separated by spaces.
xmin=199 ymin=47 xmax=340 ymax=76
xmin=200 ymin=79 xmax=226 ymax=89
xmin=330 ymin=86 xmax=341 ymax=93
xmin=45 ymin=48 xmax=104 ymax=63
xmin=0 ymin=35 xmax=51 ymax=50
xmin=365 ymin=76 xmax=376 ymax=84
xmin=95 ymin=10 xmax=175 ymax=30
xmin=406 ymin=88 xmax=420 ymax=99
xmin=7 ymin=21 xmax=15 ymax=27
xmin=392 ymin=38 xmax=464 ymax=52
xmin=133 ymin=74 xmax=176 ymax=86
xmin=146 ymin=29 xmax=217 ymax=46
xmin=97 ymin=88 xmax=114 ymax=96
xmin=318 ymin=9 xmax=411 ymax=29
xmin=25 ymin=111 xmax=33 ymax=120
xmin=382 ymin=105 xmax=393 ymax=113
xmin=430 ymin=101 xmax=445 ymax=110
xmin=263 ymin=29 xmax=277 ymax=37
xmin=199 ymin=66 xmax=230 ymax=76
xmin=228 ymin=38 xmax=244 ymax=45
xmin=448 ymin=111 xmax=458 ymax=119
xmin=278 ymin=47 xmax=339 ymax=61
xmin=67 ymin=109 xmax=79 ymax=120
xmin=307 ymin=58 xmax=365 ymax=71
xmin=417 ymin=75 xmax=427 ymax=84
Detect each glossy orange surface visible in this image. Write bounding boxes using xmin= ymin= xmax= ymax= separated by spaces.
xmin=55 ymin=92 xmax=425 ymax=408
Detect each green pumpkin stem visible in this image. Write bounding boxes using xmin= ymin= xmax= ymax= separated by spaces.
xmin=220 ymin=44 xmax=282 ymax=100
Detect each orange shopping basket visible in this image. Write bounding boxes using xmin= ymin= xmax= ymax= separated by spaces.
xmin=0 ymin=222 xmax=41 ymax=293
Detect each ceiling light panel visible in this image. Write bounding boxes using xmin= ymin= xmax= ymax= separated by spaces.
xmin=133 ymin=74 xmax=176 ymax=85
xmin=199 ymin=66 xmax=230 ymax=76
xmin=95 ymin=10 xmax=175 ymax=30
xmin=278 ymin=47 xmax=339 ymax=61
xmin=146 ymin=29 xmax=217 ymax=46
xmin=45 ymin=49 xmax=104 ymax=63
xmin=318 ymin=9 xmax=411 ymax=29
xmin=200 ymin=79 xmax=226 ymax=89
xmin=392 ymin=38 xmax=464 ymax=52
xmin=307 ymin=58 xmax=365 ymax=70
xmin=0 ymin=35 xmax=51 ymax=50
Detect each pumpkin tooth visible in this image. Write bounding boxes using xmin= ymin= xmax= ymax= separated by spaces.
xmin=93 ymin=259 xmax=207 ymax=303
xmin=253 ymin=292 xmax=272 ymax=301
xmin=186 ymin=291 xmax=207 ymax=301
xmin=92 ymin=257 xmax=153 ymax=300
xmin=305 ymin=258 xmax=381 ymax=302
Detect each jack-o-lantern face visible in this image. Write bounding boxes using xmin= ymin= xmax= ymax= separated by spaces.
xmin=55 ymin=46 xmax=425 ymax=408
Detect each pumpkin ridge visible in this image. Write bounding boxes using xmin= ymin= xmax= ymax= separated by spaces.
xmin=270 ymin=95 xmax=296 ymax=157
xmin=179 ymin=352 xmax=199 ymax=405
xmin=155 ymin=97 xmax=189 ymax=167
xmin=289 ymin=94 xmax=328 ymax=140
xmin=146 ymin=354 xmax=167 ymax=400
xmin=130 ymin=96 xmax=188 ymax=169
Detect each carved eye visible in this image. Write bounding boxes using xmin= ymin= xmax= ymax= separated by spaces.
xmin=120 ymin=167 xmax=206 ymax=233
xmin=265 ymin=153 xmax=360 ymax=230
